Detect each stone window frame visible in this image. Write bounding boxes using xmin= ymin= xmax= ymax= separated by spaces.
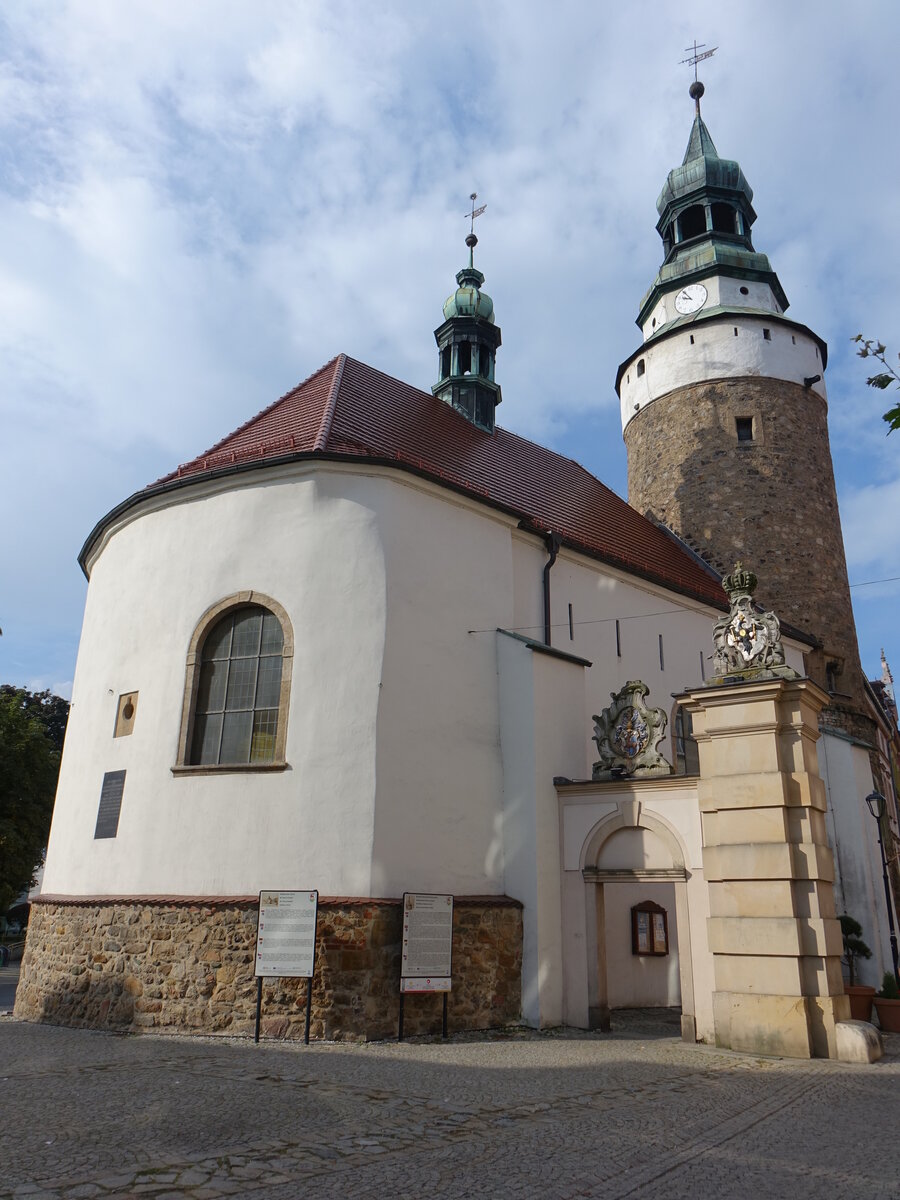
xmin=722 ymin=405 xmax=765 ymax=448
xmin=172 ymin=591 xmax=294 ymax=776
xmin=735 ymin=415 xmax=754 ymax=442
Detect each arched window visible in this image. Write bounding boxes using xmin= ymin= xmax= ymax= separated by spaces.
xmin=175 ymin=593 xmax=293 ymax=771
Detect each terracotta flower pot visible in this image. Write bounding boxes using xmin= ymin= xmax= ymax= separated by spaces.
xmin=874 ymin=997 xmax=900 ymax=1033
xmin=846 ymin=985 xmax=876 ymax=1021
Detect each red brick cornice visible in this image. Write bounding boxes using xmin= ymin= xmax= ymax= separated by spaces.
xmin=33 ymin=893 xmax=522 ymax=909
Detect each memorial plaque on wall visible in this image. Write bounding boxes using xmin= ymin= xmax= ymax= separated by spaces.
xmin=254 ymin=890 xmax=318 ymax=978
xmin=400 ymin=892 xmax=453 ymax=993
xmin=94 ymin=770 xmax=126 ymax=840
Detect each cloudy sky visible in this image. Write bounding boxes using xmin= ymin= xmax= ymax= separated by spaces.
xmin=2 ymin=0 xmax=899 ymax=702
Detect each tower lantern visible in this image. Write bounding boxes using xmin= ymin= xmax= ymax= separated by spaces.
xmin=432 ymin=194 xmax=502 ymax=432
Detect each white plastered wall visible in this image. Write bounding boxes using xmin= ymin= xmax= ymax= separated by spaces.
xmin=597 ymin=834 xmax=680 ymax=1008
xmin=641 ymin=278 xmax=783 ymax=340
xmin=43 ymin=467 xmax=390 ymax=898
xmin=496 ymin=634 xmax=588 ymax=1026
xmin=44 ymin=464 xmax=525 ymax=900
xmin=366 ymin=475 xmax=515 ymax=895
xmin=619 ymin=317 xmax=826 ymax=431
xmin=818 ymin=730 xmax=891 ymax=986
xmin=510 ymin=533 xmax=807 ymax=772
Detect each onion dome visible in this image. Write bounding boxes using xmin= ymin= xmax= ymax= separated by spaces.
xmin=442 ymin=235 xmax=496 ymax=322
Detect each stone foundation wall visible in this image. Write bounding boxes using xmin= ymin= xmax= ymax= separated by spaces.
xmin=15 ymin=895 xmax=522 ymax=1041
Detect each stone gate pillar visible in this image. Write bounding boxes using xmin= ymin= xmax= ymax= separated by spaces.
xmin=677 ymin=562 xmax=853 ymax=1059
xmin=681 ymin=675 xmax=850 ymax=1057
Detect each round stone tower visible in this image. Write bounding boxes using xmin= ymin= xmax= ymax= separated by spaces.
xmin=617 ymin=84 xmax=869 ymax=736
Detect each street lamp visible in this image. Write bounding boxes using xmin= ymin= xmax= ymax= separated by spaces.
xmin=865 ymin=790 xmax=900 ymax=985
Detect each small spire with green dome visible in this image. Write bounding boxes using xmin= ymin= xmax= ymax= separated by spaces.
xmin=432 ymin=193 xmax=502 ymax=432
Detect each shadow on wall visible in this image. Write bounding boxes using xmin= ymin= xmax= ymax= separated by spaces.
xmin=14 ymin=898 xmax=523 ymax=1042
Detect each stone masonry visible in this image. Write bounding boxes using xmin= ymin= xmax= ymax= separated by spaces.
xmin=15 ymin=895 xmax=522 ymax=1041
xmin=682 ymin=677 xmax=850 ymax=1058
xmin=625 ymin=375 xmax=872 ymax=739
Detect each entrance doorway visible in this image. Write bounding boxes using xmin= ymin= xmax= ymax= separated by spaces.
xmin=582 ymin=818 xmax=696 ymax=1041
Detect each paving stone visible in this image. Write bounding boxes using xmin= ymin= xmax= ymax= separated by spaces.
xmin=1 ymin=1018 xmax=898 ymax=1200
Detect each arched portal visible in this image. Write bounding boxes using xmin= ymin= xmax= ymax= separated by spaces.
xmin=580 ymin=807 xmax=696 ymax=1040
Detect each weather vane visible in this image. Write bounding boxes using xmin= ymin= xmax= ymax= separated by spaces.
xmin=680 ymin=40 xmax=717 ymax=80
xmin=679 ymin=40 xmax=717 ymax=114
xmin=465 ymin=192 xmax=487 ymax=236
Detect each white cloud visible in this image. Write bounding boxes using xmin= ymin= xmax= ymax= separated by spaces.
xmin=842 ymin=478 xmax=900 ymax=576
xmin=2 ymin=0 xmax=900 ymax=689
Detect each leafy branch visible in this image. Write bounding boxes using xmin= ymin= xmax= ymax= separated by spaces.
xmin=852 ymin=335 xmax=900 ymax=434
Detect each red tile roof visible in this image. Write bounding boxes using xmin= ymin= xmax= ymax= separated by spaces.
xmin=97 ymin=353 xmax=728 ymax=609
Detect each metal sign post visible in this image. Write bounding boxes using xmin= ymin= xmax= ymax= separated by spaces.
xmin=254 ymin=976 xmax=263 ymax=1043
xmin=398 ymin=892 xmax=454 ymax=1041
xmin=253 ymin=890 xmax=318 ymax=1044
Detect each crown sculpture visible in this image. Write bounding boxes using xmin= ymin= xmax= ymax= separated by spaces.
xmin=709 ymin=562 xmax=800 ymax=683
xmin=592 ymin=681 xmax=672 ymax=780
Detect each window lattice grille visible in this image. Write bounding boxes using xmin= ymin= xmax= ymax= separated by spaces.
xmin=191 ymin=607 xmax=284 ymax=765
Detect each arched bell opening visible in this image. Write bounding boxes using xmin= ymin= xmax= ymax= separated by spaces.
xmin=710 ymin=201 xmax=735 ymax=233
xmin=678 ymin=203 xmax=706 ymax=242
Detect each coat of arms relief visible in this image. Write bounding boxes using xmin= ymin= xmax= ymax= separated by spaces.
xmin=710 ymin=562 xmax=799 ymax=683
xmin=592 ymin=681 xmax=671 ymax=779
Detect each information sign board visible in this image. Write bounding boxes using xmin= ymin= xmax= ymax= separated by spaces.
xmin=400 ymin=892 xmax=453 ymax=993
xmin=401 ymin=976 xmax=451 ymax=993
xmin=254 ymin=890 xmax=318 ymax=978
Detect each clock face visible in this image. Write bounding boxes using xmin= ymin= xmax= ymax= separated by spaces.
xmin=674 ymin=283 xmax=708 ymax=315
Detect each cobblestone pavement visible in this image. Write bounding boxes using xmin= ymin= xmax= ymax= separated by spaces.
xmin=2 ymin=1014 xmax=898 ymax=1200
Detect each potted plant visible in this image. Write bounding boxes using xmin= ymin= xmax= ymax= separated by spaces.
xmin=873 ymin=972 xmax=900 ymax=1033
xmin=840 ymin=914 xmax=875 ymax=1021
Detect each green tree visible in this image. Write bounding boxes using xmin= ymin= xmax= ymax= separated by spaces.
xmin=0 ymin=688 xmax=69 ymax=914
xmin=0 ymin=686 xmax=70 ymax=753
xmin=852 ymin=335 xmax=900 ymax=434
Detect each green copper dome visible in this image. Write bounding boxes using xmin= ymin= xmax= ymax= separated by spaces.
xmin=443 ymin=264 xmax=495 ymax=323
xmin=656 ymin=115 xmax=754 ymax=215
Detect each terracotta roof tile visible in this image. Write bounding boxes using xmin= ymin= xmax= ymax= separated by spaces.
xmin=150 ymin=354 xmax=725 ymax=609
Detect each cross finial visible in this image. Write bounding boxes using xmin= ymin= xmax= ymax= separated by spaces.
xmin=679 ymin=40 xmax=717 ymax=115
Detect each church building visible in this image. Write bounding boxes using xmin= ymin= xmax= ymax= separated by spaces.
xmin=17 ymin=82 xmax=899 ymax=1057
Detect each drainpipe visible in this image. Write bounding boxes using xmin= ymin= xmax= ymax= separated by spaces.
xmin=543 ymin=532 xmax=561 ymax=646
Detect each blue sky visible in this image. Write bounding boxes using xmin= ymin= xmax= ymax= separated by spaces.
xmin=2 ymin=0 xmax=899 ymax=701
